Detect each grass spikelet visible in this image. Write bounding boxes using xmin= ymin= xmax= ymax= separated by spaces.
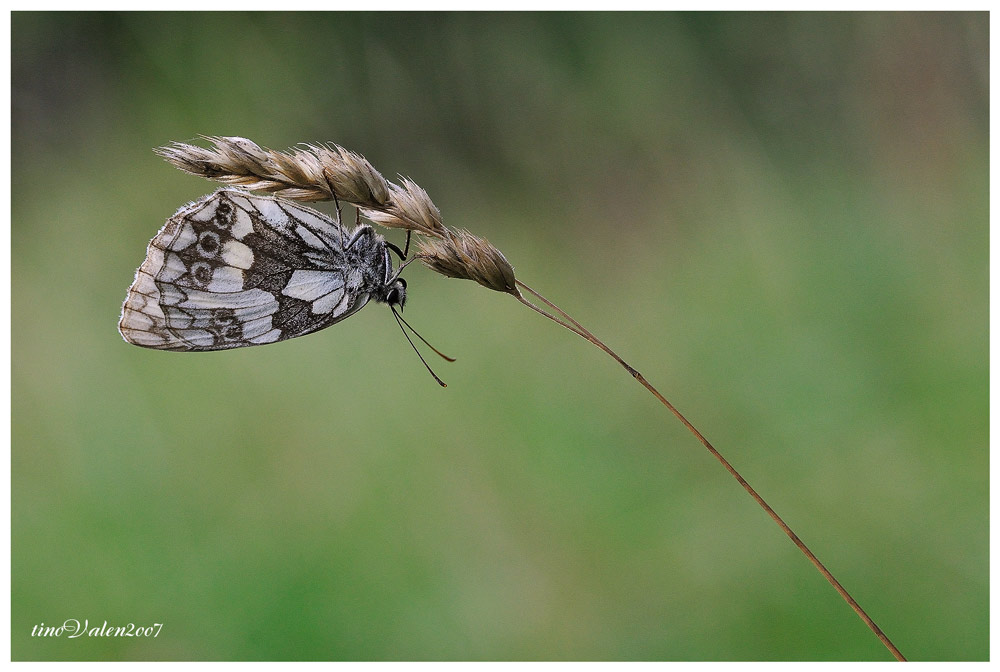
xmin=311 ymin=144 xmax=392 ymax=208
xmin=417 ymin=230 xmax=518 ymax=295
xmin=362 ymin=180 xmax=447 ymax=238
xmin=157 ymin=137 xmax=436 ymax=226
xmin=156 ymin=136 xmax=331 ymax=200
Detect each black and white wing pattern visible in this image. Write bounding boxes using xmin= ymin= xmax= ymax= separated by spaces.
xmin=120 ymin=187 xmax=402 ymax=351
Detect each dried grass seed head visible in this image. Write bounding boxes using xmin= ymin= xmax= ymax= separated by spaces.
xmin=156 ymin=136 xmax=322 ymax=200
xmin=157 ymin=137 xmax=402 ymax=207
xmin=158 ymin=136 xmax=455 ymax=245
xmin=418 ymin=230 xmax=518 ymax=295
xmin=310 ymin=144 xmax=392 ymax=209
xmin=362 ymin=179 xmax=446 ymax=238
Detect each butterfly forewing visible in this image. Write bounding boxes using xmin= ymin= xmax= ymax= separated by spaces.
xmin=120 ymin=188 xmax=392 ymax=351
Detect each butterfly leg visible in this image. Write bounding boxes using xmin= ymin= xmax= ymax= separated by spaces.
xmin=344 ymin=226 xmax=368 ymax=245
xmin=384 ymin=230 xmax=411 ymax=262
xmin=323 ymin=174 xmax=347 ymax=252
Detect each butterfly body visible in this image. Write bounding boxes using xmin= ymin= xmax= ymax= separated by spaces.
xmin=120 ymin=188 xmax=406 ymax=351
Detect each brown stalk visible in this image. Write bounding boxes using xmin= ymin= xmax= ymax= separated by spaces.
xmin=511 ymin=279 xmax=906 ymax=662
xmin=411 ymin=217 xmax=905 ymax=659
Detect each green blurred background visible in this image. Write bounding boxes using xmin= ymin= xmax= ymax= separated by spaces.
xmin=12 ymin=12 xmax=987 ymax=661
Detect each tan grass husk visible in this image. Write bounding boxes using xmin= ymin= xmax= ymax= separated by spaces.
xmin=417 ymin=230 xmax=518 ymax=295
xmin=156 ymin=136 xmax=395 ymax=208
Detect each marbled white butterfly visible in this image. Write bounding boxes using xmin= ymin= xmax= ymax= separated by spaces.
xmin=119 ymin=187 xmax=410 ymax=353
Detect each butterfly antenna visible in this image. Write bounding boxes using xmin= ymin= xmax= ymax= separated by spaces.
xmin=392 ymin=306 xmax=449 ymax=387
xmin=394 ymin=309 xmax=456 ymax=362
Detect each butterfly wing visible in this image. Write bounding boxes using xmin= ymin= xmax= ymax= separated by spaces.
xmin=119 ymin=188 xmax=373 ymax=351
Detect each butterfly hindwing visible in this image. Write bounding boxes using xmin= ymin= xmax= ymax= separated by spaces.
xmin=119 ymin=188 xmax=379 ymax=351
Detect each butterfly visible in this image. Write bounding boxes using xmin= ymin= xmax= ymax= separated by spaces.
xmin=119 ymin=187 xmax=410 ymax=352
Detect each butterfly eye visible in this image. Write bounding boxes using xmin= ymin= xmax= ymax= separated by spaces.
xmin=387 ymin=279 xmax=407 ymax=308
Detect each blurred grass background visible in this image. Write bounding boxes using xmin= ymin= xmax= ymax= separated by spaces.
xmin=11 ymin=11 xmax=987 ymax=661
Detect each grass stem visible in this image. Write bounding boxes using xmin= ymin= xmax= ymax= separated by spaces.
xmin=514 ymin=279 xmax=906 ymax=662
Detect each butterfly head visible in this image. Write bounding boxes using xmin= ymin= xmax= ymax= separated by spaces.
xmin=381 ymin=277 xmax=407 ymax=310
